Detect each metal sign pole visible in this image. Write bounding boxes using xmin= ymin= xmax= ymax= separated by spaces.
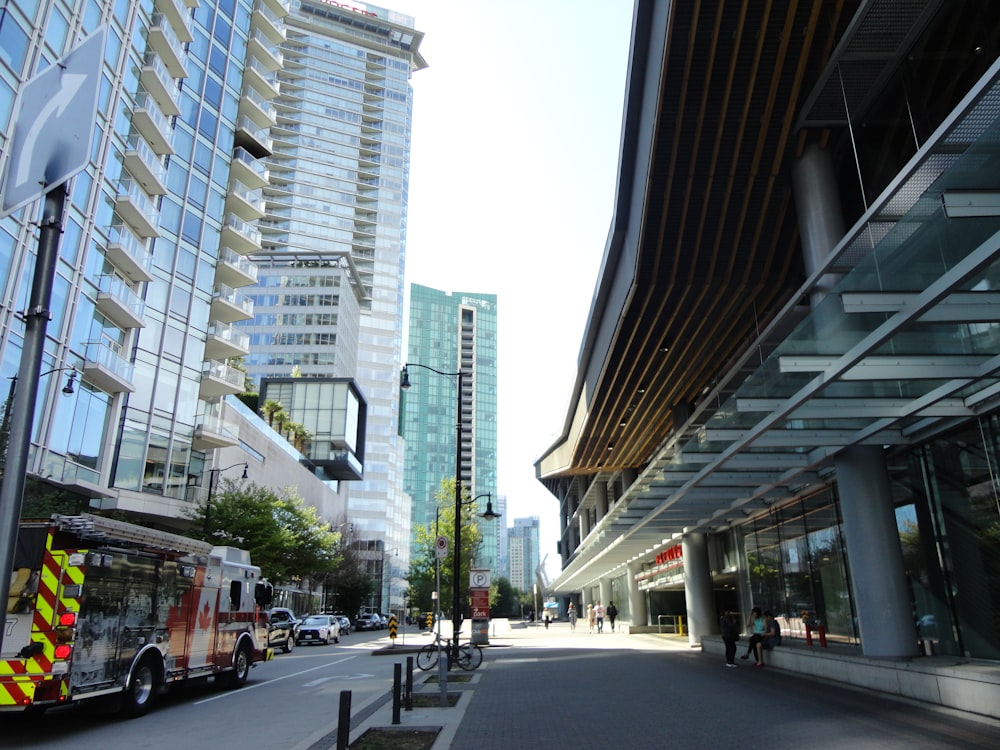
xmin=0 ymin=186 xmax=67 ymax=653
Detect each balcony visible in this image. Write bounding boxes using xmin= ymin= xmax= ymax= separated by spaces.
xmin=123 ymin=134 xmax=167 ymax=195
xmin=200 ymin=360 xmax=245 ymax=398
xmin=131 ymin=91 xmax=174 ymax=155
xmin=106 ymin=224 xmax=154 ymax=283
xmin=211 ymin=283 xmax=254 ymax=323
xmin=82 ymin=340 xmax=135 ymax=394
xmin=205 ymin=321 xmax=251 ymax=360
xmin=225 ymin=180 xmax=265 ymax=222
xmin=114 ymin=179 xmax=160 ymax=238
xmin=194 ymin=402 xmax=239 ymax=450
xmin=140 ymin=52 xmax=181 ymax=117
xmin=216 ymin=246 xmax=258 ymax=288
xmin=234 ymin=115 xmax=273 ymax=159
xmin=248 ymin=28 xmax=283 ymax=71
xmin=148 ymin=13 xmax=188 ymax=78
xmin=252 ymin=1 xmax=286 ymax=44
xmin=220 ymin=212 xmax=262 ymax=256
xmin=231 ymin=146 xmax=268 ymax=189
xmin=259 ymin=0 xmax=290 ymax=18
xmin=239 ymin=85 xmax=277 ymax=128
xmin=244 ymin=58 xmax=280 ymax=100
xmin=96 ymin=275 xmax=146 ymax=330
xmin=154 ymin=0 xmax=194 ymax=44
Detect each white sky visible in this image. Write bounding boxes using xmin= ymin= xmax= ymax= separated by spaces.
xmin=386 ymin=0 xmax=635 ymax=578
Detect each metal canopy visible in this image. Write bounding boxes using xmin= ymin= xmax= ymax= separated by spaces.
xmin=549 ymin=49 xmax=1000 ymax=593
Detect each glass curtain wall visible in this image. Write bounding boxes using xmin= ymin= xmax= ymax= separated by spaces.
xmin=744 ymin=488 xmax=857 ymax=643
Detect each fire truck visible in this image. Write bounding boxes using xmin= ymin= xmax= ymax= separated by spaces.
xmin=1 ymin=513 xmax=274 ymax=716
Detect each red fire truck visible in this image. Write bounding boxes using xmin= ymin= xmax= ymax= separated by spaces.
xmin=1 ymin=513 xmax=274 ymax=716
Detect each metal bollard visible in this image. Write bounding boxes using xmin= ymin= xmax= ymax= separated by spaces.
xmin=818 ymin=625 xmax=827 ymax=648
xmin=392 ymin=662 xmax=401 ymax=724
xmin=336 ymin=690 xmax=352 ymax=750
xmin=405 ymin=656 xmax=413 ymax=711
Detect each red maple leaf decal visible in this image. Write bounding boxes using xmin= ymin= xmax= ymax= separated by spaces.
xmin=198 ymin=600 xmax=213 ymax=630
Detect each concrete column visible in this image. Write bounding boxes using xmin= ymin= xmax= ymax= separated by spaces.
xmin=836 ymin=445 xmax=918 ymax=658
xmin=578 ymin=508 xmax=590 ymax=540
xmin=595 ymin=480 xmax=609 ymax=519
xmin=792 ymin=143 xmax=845 ymax=307
xmin=627 ymin=560 xmax=647 ymax=627
xmin=682 ymin=533 xmax=715 ymax=646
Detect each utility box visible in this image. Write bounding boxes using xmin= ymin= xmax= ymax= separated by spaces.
xmin=471 ymin=617 xmax=490 ymax=645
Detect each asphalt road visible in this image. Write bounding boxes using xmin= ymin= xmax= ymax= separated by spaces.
xmin=0 ymin=628 xmax=403 ymax=749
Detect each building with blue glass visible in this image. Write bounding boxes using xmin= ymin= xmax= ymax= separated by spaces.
xmin=403 ymin=284 xmax=499 ymax=576
xmin=238 ymin=2 xmax=425 ymax=612
xmin=536 ymin=0 xmax=1000 ymax=715
xmin=0 ymin=0 xmax=294 ymax=518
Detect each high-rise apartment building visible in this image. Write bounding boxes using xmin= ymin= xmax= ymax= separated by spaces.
xmin=508 ymin=516 xmax=540 ymax=594
xmin=238 ymin=2 xmax=425 ymax=611
xmin=403 ymin=284 xmax=499 ymax=575
xmin=0 ymin=0 xmax=290 ymax=524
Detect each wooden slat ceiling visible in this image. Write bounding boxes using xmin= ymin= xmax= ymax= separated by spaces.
xmin=571 ymin=0 xmax=861 ymax=473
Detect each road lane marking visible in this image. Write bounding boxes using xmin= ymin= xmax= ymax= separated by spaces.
xmin=194 ymin=655 xmax=358 ymax=704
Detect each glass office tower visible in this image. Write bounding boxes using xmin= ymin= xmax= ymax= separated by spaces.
xmin=239 ymin=2 xmax=425 ymax=611
xmin=404 ymin=284 xmax=499 ymax=575
xmin=0 ymin=0 xmax=282 ymax=523
xmin=509 ymin=516 xmax=540 ymax=594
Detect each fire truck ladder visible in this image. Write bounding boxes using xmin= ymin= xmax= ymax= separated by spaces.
xmin=51 ymin=513 xmax=213 ymax=555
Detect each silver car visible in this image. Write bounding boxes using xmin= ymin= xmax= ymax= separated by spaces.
xmin=296 ymin=614 xmax=341 ymax=645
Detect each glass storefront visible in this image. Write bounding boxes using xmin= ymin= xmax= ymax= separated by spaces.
xmin=742 ymin=413 xmax=1000 ymax=660
xmin=744 ymin=488 xmax=857 ymax=643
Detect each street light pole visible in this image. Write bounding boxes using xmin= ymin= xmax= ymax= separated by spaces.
xmin=204 ymin=461 xmax=248 ymax=534
xmin=401 ymin=363 xmax=502 ymax=666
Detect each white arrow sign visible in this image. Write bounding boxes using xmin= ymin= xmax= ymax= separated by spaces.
xmin=1 ymin=27 xmax=106 ymax=217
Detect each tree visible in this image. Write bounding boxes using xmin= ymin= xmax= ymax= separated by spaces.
xmin=491 ymin=576 xmax=519 ymax=618
xmin=322 ymin=539 xmax=376 ymax=616
xmin=407 ymin=478 xmax=483 ymax=617
xmin=261 ymin=400 xmax=284 ymax=427
xmin=185 ymin=480 xmax=341 ymax=585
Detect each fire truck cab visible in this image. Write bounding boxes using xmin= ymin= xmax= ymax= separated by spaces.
xmin=1 ymin=514 xmax=274 ymax=717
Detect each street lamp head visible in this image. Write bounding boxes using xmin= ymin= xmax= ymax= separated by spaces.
xmin=241 ymin=462 xmax=249 ymax=479
xmin=478 ymin=498 xmax=501 ymax=522
xmin=399 ymin=366 xmax=411 ymax=390
xmin=61 ymin=369 xmax=77 ymax=395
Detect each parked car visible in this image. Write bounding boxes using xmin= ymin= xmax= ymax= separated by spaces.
xmin=335 ymin=615 xmax=352 ymax=635
xmin=355 ymin=613 xmax=382 ymax=631
xmin=296 ymin=614 xmax=341 ymax=645
xmin=266 ymin=608 xmax=300 ymax=653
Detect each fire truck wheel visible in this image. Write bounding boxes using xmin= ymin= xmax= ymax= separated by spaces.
xmin=226 ymin=644 xmax=252 ymax=689
xmin=122 ymin=655 xmax=160 ymax=717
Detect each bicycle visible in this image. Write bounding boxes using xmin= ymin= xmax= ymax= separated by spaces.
xmin=416 ymin=632 xmax=483 ymax=671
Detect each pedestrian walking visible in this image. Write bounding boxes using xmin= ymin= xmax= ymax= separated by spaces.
xmin=607 ymin=602 xmax=618 ymax=632
xmin=720 ymin=609 xmax=739 ymax=667
xmin=587 ymin=603 xmax=596 ymax=633
xmin=568 ymin=604 xmax=578 ymax=631
xmin=594 ymin=600 xmax=606 ymax=633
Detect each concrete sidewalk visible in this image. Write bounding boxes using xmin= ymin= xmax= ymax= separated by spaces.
xmin=338 ymin=620 xmax=692 ymax=749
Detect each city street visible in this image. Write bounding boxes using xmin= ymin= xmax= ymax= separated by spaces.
xmin=0 ymin=628 xmax=402 ymax=749
xmin=3 ymin=623 xmax=1000 ymax=749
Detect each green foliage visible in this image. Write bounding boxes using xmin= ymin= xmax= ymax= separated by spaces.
xmin=407 ymin=478 xmax=483 ymax=616
xmin=491 ymin=576 xmax=519 ymax=617
xmin=185 ymin=480 xmax=341 ymax=585
xmin=322 ymin=539 xmax=376 ymax=616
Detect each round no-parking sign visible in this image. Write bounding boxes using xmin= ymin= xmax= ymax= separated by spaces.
xmin=435 ymin=535 xmax=448 ymax=558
